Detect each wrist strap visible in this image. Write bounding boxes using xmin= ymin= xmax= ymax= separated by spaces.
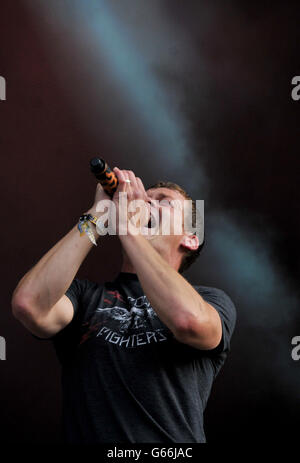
xmin=78 ymin=214 xmax=98 ymax=246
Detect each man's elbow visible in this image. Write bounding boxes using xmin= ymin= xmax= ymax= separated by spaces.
xmin=174 ymin=314 xmax=222 ymax=350
xmin=11 ymin=292 xmax=50 ymax=337
xmin=11 ymin=291 xmax=35 ymax=322
xmin=173 ymin=313 xmax=205 ymax=342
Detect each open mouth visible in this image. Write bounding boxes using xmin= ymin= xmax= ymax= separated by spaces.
xmin=147 ymin=213 xmax=157 ymax=229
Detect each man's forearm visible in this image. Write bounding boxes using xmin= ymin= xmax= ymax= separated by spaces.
xmin=12 ymin=210 xmax=99 ymax=316
xmin=119 ymin=233 xmax=208 ymax=337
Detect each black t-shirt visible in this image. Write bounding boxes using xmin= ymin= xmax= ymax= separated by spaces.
xmin=45 ymin=272 xmax=236 ymax=443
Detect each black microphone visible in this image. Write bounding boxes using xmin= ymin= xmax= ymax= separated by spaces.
xmin=90 ymin=158 xmax=119 ymax=197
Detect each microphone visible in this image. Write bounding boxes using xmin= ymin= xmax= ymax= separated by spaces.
xmin=90 ymin=158 xmax=119 ymax=197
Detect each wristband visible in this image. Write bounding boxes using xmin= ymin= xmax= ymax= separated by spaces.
xmin=78 ymin=213 xmax=98 ymax=246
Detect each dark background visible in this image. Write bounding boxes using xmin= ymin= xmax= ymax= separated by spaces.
xmin=0 ymin=0 xmax=299 ymax=443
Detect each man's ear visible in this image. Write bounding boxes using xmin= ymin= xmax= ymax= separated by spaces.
xmin=180 ymin=233 xmax=199 ymax=251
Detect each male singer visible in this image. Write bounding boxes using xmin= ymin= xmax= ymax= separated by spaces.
xmin=11 ymin=167 xmax=236 ymax=443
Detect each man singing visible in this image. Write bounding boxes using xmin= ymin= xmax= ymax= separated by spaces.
xmin=11 ymin=167 xmax=236 ymax=443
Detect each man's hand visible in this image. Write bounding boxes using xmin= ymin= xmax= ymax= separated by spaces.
xmin=112 ymin=167 xmax=151 ymax=236
xmin=85 ymin=182 xmax=110 ymax=216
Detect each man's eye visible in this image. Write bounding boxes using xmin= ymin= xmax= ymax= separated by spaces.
xmin=160 ymin=199 xmax=172 ymax=207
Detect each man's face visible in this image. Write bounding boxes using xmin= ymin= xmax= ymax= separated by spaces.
xmin=144 ymin=187 xmax=187 ymax=245
xmin=121 ymin=186 xmax=198 ymax=272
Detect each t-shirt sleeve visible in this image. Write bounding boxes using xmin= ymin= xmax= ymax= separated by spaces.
xmin=35 ymin=278 xmax=97 ymax=364
xmin=31 ymin=278 xmax=90 ymax=342
xmin=64 ymin=277 xmax=86 ymax=318
xmin=194 ymin=286 xmax=237 ymax=355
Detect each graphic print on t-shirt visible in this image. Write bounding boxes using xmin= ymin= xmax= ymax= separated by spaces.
xmin=97 ymin=295 xmax=158 ymax=332
xmin=79 ymin=291 xmax=173 ymax=348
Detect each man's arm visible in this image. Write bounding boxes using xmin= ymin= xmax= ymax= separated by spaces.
xmin=112 ymin=167 xmax=222 ymax=351
xmin=11 ymin=184 xmax=106 ymax=338
xmin=120 ymin=233 xmax=222 ymax=350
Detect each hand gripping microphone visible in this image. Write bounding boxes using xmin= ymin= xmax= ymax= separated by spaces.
xmin=90 ymin=157 xmax=119 ymax=197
